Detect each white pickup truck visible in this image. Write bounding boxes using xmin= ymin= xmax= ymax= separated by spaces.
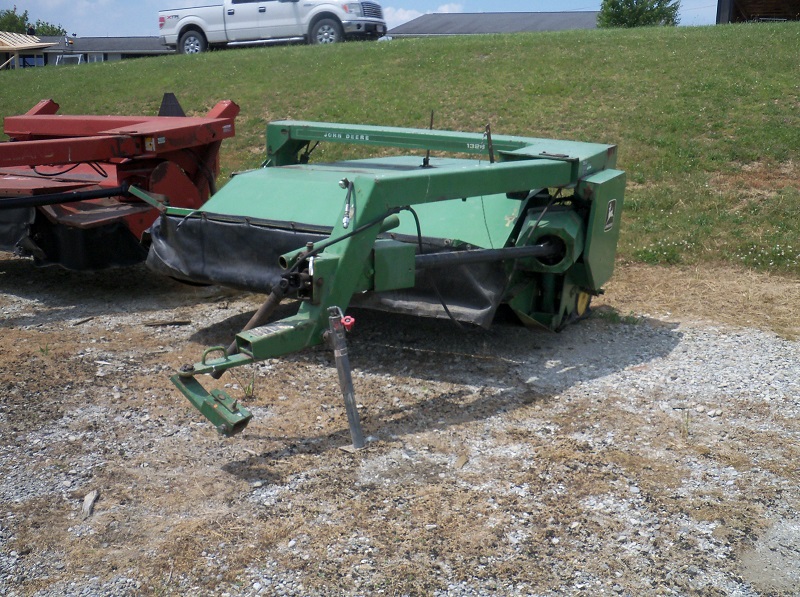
xmin=159 ymin=0 xmax=386 ymax=53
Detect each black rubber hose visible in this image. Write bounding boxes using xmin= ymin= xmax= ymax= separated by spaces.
xmin=0 ymin=184 xmax=129 ymax=210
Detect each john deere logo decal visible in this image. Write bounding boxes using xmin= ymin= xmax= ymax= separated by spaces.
xmin=604 ymin=199 xmax=617 ymax=232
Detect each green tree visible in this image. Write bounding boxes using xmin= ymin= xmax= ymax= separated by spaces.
xmin=0 ymin=6 xmax=66 ymax=36
xmin=32 ymin=19 xmax=67 ymax=36
xmin=0 ymin=7 xmax=29 ymax=32
xmin=598 ymin=0 xmax=681 ymax=28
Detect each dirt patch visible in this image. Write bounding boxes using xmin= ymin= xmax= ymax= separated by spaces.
xmin=739 ymin=517 xmax=800 ymax=595
xmin=597 ymin=261 xmax=800 ymax=339
xmin=1 ymin=254 xmax=799 ymax=595
xmin=711 ymin=160 xmax=799 ymax=201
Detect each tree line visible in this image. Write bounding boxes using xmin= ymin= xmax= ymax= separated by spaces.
xmin=1 ymin=6 xmax=66 ymax=37
xmin=598 ymin=0 xmax=681 ymax=28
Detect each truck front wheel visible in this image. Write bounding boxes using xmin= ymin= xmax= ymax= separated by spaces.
xmin=310 ymin=19 xmax=343 ymax=44
xmin=179 ymin=30 xmax=207 ymax=54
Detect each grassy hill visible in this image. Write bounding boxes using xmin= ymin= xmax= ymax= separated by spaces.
xmin=2 ymin=23 xmax=798 ymax=275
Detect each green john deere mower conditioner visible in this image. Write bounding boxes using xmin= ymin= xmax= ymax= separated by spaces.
xmin=147 ymin=120 xmax=626 ymax=438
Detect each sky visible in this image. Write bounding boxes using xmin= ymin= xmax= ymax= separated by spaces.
xmin=3 ymin=1 xmax=718 ymax=37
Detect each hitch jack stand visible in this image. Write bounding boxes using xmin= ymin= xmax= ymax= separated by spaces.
xmin=327 ymin=307 xmax=365 ymax=451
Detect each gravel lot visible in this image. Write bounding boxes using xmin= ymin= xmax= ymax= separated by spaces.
xmin=1 ymin=254 xmax=798 ymax=596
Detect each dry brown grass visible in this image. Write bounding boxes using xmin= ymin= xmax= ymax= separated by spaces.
xmin=597 ymin=261 xmax=800 ymax=339
xmin=712 ymin=160 xmax=799 ymax=202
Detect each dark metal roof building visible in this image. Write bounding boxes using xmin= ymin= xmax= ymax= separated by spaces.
xmin=38 ymin=36 xmax=173 ymax=63
xmin=389 ymin=12 xmax=600 ymax=37
xmin=716 ymin=0 xmax=800 ymax=22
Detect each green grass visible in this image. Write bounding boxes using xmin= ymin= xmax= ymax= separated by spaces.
xmin=2 ymin=22 xmax=799 ymax=275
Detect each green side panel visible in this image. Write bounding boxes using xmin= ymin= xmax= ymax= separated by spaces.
xmin=373 ymin=240 xmax=416 ymax=292
xmin=570 ymin=169 xmax=626 ymax=290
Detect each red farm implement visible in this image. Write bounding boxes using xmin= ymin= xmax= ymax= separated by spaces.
xmin=0 ymin=95 xmax=239 ymax=270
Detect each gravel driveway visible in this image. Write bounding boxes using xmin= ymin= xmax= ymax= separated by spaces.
xmin=1 ymin=255 xmax=798 ymax=596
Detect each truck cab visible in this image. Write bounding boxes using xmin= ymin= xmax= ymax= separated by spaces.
xmin=159 ymin=0 xmax=386 ymax=53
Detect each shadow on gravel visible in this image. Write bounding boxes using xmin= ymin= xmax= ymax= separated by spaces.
xmin=214 ymin=304 xmax=683 ymax=477
xmin=0 ymin=256 xmax=237 ymax=327
xmin=188 ymin=300 xmax=301 ymax=346
xmin=193 ymin=303 xmax=683 ymax=389
xmin=222 ymin=386 xmax=557 ymax=484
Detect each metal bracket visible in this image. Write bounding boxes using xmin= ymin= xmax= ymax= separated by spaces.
xmin=128 ymin=185 xmax=169 ymax=212
xmin=171 ymin=373 xmax=252 ymax=437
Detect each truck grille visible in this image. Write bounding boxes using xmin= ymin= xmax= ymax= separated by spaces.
xmin=361 ymin=2 xmax=384 ymax=20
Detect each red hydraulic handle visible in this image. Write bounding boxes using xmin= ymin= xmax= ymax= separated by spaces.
xmin=342 ymin=316 xmax=356 ymax=332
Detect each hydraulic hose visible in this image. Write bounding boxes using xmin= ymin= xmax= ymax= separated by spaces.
xmin=0 ymin=184 xmax=130 ymax=210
